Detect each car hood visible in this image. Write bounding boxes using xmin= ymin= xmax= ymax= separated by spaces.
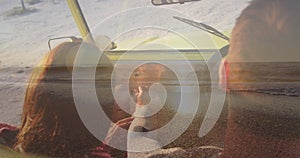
xmin=114 ymin=30 xmax=230 ymax=51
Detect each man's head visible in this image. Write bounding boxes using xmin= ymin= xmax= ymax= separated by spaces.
xmin=221 ymin=0 xmax=300 ymax=90
xmin=220 ymin=0 xmax=300 ymax=157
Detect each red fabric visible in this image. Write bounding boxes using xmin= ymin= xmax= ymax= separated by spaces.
xmin=0 ymin=123 xmax=114 ymax=157
xmin=0 ymin=123 xmax=18 ymax=135
xmin=91 ymin=145 xmax=112 ymax=158
xmin=0 ymin=123 xmax=19 ymax=147
xmin=93 ymin=144 xmax=127 ymax=158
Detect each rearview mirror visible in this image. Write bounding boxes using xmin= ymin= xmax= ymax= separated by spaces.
xmin=151 ymin=0 xmax=201 ymax=6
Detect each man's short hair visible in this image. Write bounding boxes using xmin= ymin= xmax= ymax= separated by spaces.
xmin=227 ymin=0 xmax=300 ymax=89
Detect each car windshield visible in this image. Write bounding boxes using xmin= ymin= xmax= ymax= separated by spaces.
xmin=77 ymin=1 xmax=244 ymax=50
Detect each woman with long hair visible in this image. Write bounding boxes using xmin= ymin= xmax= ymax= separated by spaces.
xmin=13 ymin=41 xmax=131 ymax=157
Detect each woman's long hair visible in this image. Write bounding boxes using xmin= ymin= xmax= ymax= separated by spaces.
xmin=14 ymin=41 xmax=112 ymax=157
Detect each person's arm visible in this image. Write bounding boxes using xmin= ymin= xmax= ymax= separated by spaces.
xmin=99 ymin=116 xmax=133 ymax=158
